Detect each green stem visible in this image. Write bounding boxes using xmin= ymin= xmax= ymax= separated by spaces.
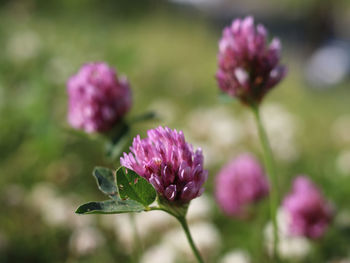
xmin=149 ymin=207 xmax=204 ymax=263
xmin=177 ymin=216 xmax=205 ymax=263
xmin=251 ymin=105 xmax=280 ymax=262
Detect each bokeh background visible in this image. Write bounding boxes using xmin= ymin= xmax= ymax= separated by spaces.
xmin=1 ymin=0 xmax=350 ymax=262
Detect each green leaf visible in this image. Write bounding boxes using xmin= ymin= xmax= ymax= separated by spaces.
xmin=116 ymin=167 xmax=156 ymax=207
xmin=75 ymin=199 xmax=145 ymax=214
xmin=93 ymin=167 xmax=117 ymax=196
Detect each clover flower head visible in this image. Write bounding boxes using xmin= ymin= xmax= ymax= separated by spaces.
xmin=215 ymin=153 xmax=269 ymax=217
xmin=120 ymin=126 xmax=208 ymax=203
xmin=283 ymin=176 xmax=333 ymax=239
xmin=67 ymin=62 xmax=132 ymax=133
xmin=216 ymin=16 xmax=286 ymax=105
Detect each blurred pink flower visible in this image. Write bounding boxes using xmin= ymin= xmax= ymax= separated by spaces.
xmin=215 ymin=153 xmax=269 ymax=217
xmin=67 ymin=62 xmax=132 ymax=133
xmin=121 ymin=126 xmax=208 ymax=203
xmin=216 ymin=16 xmax=286 ymax=105
xmin=283 ymin=176 xmax=333 ymax=239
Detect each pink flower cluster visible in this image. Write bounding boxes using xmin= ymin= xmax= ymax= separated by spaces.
xmin=283 ymin=176 xmax=333 ymax=239
xmin=67 ymin=62 xmax=132 ymax=133
xmin=215 ymin=154 xmax=269 ymax=217
xmin=121 ymin=126 xmax=208 ymax=203
xmin=216 ymin=16 xmax=286 ymax=105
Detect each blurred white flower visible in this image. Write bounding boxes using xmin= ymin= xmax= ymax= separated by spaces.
xmin=261 ymin=104 xmax=300 ymax=162
xmin=245 ymin=103 xmax=300 ymax=162
xmin=187 ymin=107 xmax=242 ymax=146
xmin=135 ymin=211 xmax=177 ymax=237
xmin=162 ymin=222 xmax=221 ymax=261
xmin=264 ymin=208 xmax=290 ymax=242
xmin=69 ymin=226 xmax=105 ymax=256
xmin=277 ymin=236 xmax=311 ymax=260
xmin=335 ymin=150 xmax=350 ymax=176
xmin=331 ymin=115 xmax=350 ymax=146
xmin=264 ymin=208 xmax=311 ymax=261
xmin=28 ymin=183 xmax=61 ymax=221
xmin=140 ymin=244 xmax=177 ymax=263
xmin=186 ymin=106 xmax=244 ymax=166
xmin=6 ymin=30 xmax=41 ymax=62
xmin=45 ymin=197 xmax=73 ymax=226
xmin=187 ymin=194 xmax=213 ymax=223
xmin=106 ymin=214 xmax=133 ymax=251
xmin=305 ymin=42 xmax=350 ymax=88
xmin=111 ymin=211 xmax=177 ymax=251
xmin=219 ymin=249 xmax=251 ymax=263
xmin=28 ymin=183 xmax=92 ymax=228
xmin=185 ymin=137 xmax=221 ymax=167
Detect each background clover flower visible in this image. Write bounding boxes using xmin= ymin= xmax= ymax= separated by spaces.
xmin=67 ymin=62 xmax=132 ymax=133
xmin=216 ymin=16 xmax=287 ymax=105
xmin=120 ymin=126 xmax=208 ymax=203
xmin=215 ymin=153 xmax=269 ymax=217
xmin=283 ymin=176 xmax=333 ymax=239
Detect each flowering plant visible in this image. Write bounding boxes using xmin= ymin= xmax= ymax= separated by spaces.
xmin=214 ymin=16 xmax=333 ymax=262
xmin=76 ymin=127 xmax=208 ymax=262
xmin=72 ymin=15 xmax=335 ymax=263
